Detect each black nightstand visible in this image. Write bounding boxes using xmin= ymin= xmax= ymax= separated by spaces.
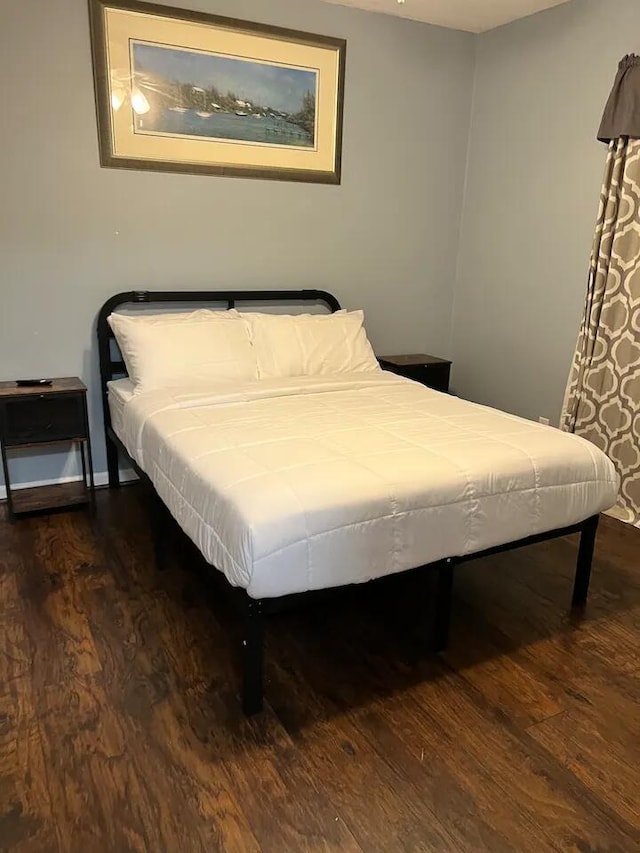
xmin=378 ymin=354 xmax=452 ymax=393
xmin=0 ymin=378 xmax=95 ymax=521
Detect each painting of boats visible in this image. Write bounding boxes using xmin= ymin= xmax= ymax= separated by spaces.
xmin=131 ymin=42 xmax=317 ymax=149
xmin=89 ymin=0 xmax=345 ymax=182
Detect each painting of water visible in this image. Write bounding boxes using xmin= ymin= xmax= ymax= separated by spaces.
xmin=90 ymin=0 xmax=345 ymax=181
xmin=131 ymin=42 xmax=317 ymax=148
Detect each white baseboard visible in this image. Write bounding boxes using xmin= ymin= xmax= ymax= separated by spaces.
xmin=0 ymin=469 xmax=138 ymax=501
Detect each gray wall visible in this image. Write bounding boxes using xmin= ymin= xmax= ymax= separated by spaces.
xmin=0 ymin=0 xmax=474 ymax=488
xmin=451 ymin=0 xmax=639 ymax=424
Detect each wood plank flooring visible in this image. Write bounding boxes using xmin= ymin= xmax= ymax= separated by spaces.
xmin=0 ymin=486 xmax=639 ymax=852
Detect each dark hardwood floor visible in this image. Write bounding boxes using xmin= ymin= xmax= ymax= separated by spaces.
xmin=1 ymin=486 xmax=639 ymax=852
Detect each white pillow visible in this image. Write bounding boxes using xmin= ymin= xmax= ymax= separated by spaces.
xmin=108 ymin=309 xmax=258 ymax=392
xmin=242 ymin=309 xmax=380 ymax=379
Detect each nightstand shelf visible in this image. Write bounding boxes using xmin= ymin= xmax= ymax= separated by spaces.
xmin=10 ymin=481 xmax=91 ymax=515
xmin=0 ymin=378 xmax=95 ymax=521
xmin=378 ymin=354 xmax=452 ymax=393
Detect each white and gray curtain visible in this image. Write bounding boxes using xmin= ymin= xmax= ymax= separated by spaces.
xmin=561 ymin=55 xmax=640 ymax=527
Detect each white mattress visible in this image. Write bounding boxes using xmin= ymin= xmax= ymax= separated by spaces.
xmin=107 ymin=378 xmax=136 ymax=440
xmin=108 ymin=374 xmax=618 ymax=599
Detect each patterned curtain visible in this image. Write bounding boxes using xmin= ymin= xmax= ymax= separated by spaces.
xmin=561 ymin=137 xmax=640 ymax=527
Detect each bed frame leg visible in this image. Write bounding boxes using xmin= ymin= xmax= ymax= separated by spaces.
xmin=150 ymin=492 xmax=169 ymax=571
xmin=434 ymin=558 xmax=455 ymax=652
xmin=106 ymin=436 xmax=120 ymax=489
xmin=572 ymin=514 xmax=599 ymax=607
xmin=242 ymin=599 xmax=264 ymax=715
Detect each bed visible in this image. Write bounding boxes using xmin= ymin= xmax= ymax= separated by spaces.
xmin=97 ymin=290 xmax=619 ymax=714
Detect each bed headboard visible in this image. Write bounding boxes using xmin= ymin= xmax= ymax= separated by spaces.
xmin=96 ymin=288 xmax=341 ymax=439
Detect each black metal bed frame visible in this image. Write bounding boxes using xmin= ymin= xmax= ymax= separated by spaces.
xmin=97 ymin=290 xmax=599 ymax=715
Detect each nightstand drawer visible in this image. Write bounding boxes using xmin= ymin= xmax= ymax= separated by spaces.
xmin=379 ymin=356 xmax=451 ymax=393
xmin=1 ymin=394 xmax=86 ymax=446
xmin=402 ymin=363 xmax=450 ymax=393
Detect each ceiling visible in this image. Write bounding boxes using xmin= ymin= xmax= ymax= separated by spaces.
xmin=320 ymin=0 xmax=572 ymax=33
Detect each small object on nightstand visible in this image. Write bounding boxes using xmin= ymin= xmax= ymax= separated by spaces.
xmin=16 ymin=379 xmax=53 ymax=387
xmin=0 ymin=377 xmax=95 ymax=521
xmin=378 ymin=354 xmax=452 ymax=393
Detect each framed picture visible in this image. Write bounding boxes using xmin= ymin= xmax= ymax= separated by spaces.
xmin=88 ymin=0 xmax=346 ymax=183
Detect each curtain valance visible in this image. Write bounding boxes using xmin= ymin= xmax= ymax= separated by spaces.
xmin=598 ymin=54 xmax=640 ymax=143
